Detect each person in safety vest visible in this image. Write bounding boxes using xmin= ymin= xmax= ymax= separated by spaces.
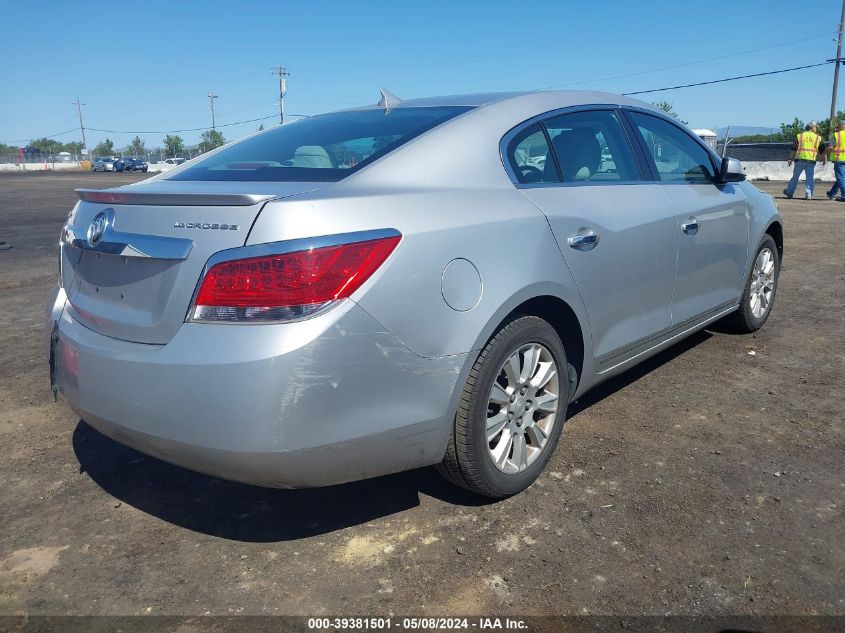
xmin=784 ymin=122 xmax=824 ymax=200
xmin=825 ymin=120 xmax=845 ymax=201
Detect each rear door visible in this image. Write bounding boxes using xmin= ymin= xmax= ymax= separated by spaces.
xmin=62 ymin=182 xmax=322 ymax=344
xmin=508 ymin=107 xmax=679 ymax=369
xmin=624 ymin=110 xmax=749 ymax=324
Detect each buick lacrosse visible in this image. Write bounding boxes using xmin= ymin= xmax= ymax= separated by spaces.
xmin=47 ymin=90 xmax=782 ymax=497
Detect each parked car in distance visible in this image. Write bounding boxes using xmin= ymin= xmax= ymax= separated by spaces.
xmin=49 ymin=91 xmax=782 ymax=498
xmin=90 ymin=157 xmax=114 ymax=172
xmin=123 ymin=158 xmax=148 ymax=172
xmin=160 ymin=157 xmax=186 ymax=171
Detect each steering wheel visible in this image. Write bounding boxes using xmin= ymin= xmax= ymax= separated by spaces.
xmin=517 ymin=164 xmax=543 ymax=181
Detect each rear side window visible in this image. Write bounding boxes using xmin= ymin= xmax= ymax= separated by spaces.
xmin=169 ymin=106 xmax=472 ymax=182
xmin=628 ymin=111 xmax=716 ymax=183
xmin=544 ymin=110 xmax=641 ymax=182
xmin=506 ymin=124 xmax=559 ymax=183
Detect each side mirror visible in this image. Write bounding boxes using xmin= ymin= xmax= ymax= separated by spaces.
xmin=719 ymin=156 xmax=746 ymax=182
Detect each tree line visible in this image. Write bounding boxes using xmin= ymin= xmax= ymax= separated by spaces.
xmin=0 ymin=129 xmax=227 ymax=158
xmin=0 ymin=138 xmax=84 ymax=155
xmin=652 ymin=101 xmax=845 ymax=144
xmin=728 ymin=112 xmax=845 ymax=143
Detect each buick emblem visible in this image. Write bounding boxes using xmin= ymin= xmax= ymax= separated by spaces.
xmin=87 ymin=212 xmax=108 ymax=246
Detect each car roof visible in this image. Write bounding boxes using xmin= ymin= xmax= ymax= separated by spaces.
xmin=364 ymin=90 xmax=656 ymax=112
xmin=386 ymin=92 xmax=526 ymax=107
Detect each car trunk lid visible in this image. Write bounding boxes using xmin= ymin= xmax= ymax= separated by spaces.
xmin=62 ymin=182 xmax=321 ymax=344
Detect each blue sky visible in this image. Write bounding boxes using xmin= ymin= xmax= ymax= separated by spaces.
xmin=1 ymin=0 xmax=843 ymax=149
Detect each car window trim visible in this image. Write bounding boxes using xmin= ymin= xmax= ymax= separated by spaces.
xmin=505 ymin=122 xmax=561 ymax=184
xmin=615 ymin=107 xmax=656 ymax=180
xmin=501 ymin=104 xmax=647 ymax=188
xmin=620 ymin=106 xmax=721 ymax=185
xmin=539 ymin=123 xmax=563 ymax=182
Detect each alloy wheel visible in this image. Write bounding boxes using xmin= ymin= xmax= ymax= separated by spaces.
xmin=750 ymin=247 xmax=776 ymax=319
xmin=486 ymin=343 xmax=560 ymax=474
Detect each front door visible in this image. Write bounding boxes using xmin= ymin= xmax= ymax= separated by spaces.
xmin=625 ymin=110 xmax=750 ymax=324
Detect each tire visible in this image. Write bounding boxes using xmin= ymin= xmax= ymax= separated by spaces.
xmin=722 ymin=234 xmax=780 ymax=333
xmin=438 ymin=315 xmax=568 ymax=498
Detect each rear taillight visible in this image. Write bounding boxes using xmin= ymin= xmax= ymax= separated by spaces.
xmin=189 ymin=234 xmax=401 ymax=322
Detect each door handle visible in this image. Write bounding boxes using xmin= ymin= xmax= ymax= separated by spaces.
xmin=567 ymin=233 xmax=600 ymax=251
xmin=682 ymin=219 xmax=700 ymax=235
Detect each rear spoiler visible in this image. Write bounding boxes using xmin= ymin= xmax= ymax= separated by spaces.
xmin=76 ymin=189 xmax=276 ymax=207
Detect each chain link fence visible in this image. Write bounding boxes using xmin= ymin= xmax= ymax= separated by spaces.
xmin=0 ymin=151 xmax=80 ymax=165
xmin=1 ymin=147 xmax=207 ymax=169
xmin=717 ymin=142 xmax=800 ymax=161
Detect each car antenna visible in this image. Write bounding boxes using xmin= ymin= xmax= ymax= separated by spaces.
xmin=377 ymin=88 xmax=402 ymax=112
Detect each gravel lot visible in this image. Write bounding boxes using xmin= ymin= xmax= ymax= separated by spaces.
xmin=0 ymin=172 xmax=842 ymax=619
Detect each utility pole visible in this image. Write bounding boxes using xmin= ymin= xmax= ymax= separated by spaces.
xmin=828 ymin=0 xmax=845 ymax=128
xmin=271 ymin=65 xmax=289 ymax=124
xmin=208 ymin=92 xmax=218 ymax=131
xmin=72 ymin=97 xmax=86 ymax=156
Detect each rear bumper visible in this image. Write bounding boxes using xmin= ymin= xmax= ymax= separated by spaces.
xmin=49 ymin=288 xmax=465 ymax=487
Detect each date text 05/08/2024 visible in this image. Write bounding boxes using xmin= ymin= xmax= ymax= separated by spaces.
xmin=306 ymin=617 xmax=528 ymax=630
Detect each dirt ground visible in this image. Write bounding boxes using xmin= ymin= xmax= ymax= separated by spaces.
xmin=0 ymin=172 xmax=842 ymax=619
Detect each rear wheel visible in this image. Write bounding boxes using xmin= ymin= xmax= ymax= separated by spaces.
xmin=722 ymin=234 xmax=780 ymax=333
xmin=438 ymin=315 xmax=567 ymax=498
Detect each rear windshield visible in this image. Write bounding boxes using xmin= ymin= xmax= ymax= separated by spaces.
xmin=169 ymin=106 xmax=473 ymax=182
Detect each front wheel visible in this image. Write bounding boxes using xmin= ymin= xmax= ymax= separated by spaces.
xmin=722 ymin=234 xmax=780 ymax=333
xmin=438 ymin=315 xmax=568 ymax=498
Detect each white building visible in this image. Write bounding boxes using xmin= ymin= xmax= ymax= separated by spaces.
xmin=692 ymin=129 xmax=718 ymax=150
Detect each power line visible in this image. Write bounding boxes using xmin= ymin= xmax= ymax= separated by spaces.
xmin=0 ymin=127 xmax=79 ymax=144
xmin=622 ymin=61 xmax=831 ymax=96
xmin=540 ymin=32 xmax=836 ymax=90
xmin=86 ymin=113 xmax=307 ymax=135
xmin=3 ymin=59 xmax=835 ymax=143
xmin=4 ymin=112 xmax=311 ymax=143
xmin=287 ymin=98 xmax=360 ymax=105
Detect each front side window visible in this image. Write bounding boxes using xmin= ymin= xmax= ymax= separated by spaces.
xmin=628 ymin=111 xmax=717 ymax=183
xmin=169 ymin=106 xmax=472 ymax=182
xmin=544 ymin=110 xmax=641 ymax=182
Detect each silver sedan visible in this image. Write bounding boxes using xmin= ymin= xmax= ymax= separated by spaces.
xmin=90 ymin=157 xmax=115 ymax=172
xmin=47 ymin=91 xmax=782 ymax=497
